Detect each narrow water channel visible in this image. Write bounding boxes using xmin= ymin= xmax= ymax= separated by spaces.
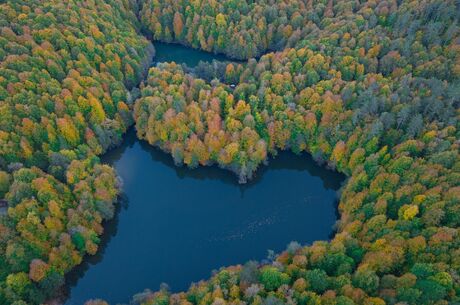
xmin=63 ymin=43 xmax=344 ymax=305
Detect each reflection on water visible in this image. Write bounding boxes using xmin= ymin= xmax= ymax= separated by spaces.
xmin=63 ymin=41 xmax=344 ymax=305
xmin=153 ymin=42 xmax=235 ymax=67
xmin=64 ymin=195 xmax=128 ymax=289
xmin=63 ymin=129 xmax=344 ymax=305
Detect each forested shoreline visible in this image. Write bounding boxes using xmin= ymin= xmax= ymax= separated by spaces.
xmin=0 ymin=0 xmax=153 ymax=303
xmin=0 ymin=0 xmax=459 ymax=305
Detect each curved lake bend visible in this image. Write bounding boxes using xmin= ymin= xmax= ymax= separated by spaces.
xmin=64 ymin=129 xmax=344 ymax=305
xmin=64 ymin=43 xmax=345 ymax=305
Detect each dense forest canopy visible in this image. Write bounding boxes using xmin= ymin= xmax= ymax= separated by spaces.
xmin=0 ymin=0 xmax=153 ymax=303
xmin=0 ymin=0 xmax=459 ymax=304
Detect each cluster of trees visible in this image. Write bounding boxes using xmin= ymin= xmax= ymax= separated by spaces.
xmin=140 ymin=0 xmax=460 ymax=68
xmin=0 ymin=0 xmax=153 ymax=303
xmin=139 ymin=0 xmax=318 ymax=59
xmin=0 ymin=0 xmax=459 ymax=304
xmin=135 ymin=62 xmax=268 ymax=183
xmin=129 ymin=0 xmax=460 ymax=305
xmin=2 ymin=160 xmax=119 ymax=303
xmin=0 ymin=0 xmax=154 ymax=169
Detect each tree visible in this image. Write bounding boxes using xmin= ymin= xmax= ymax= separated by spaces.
xmin=6 ymin=272 xmax=31 ymax=296
xmin=259 ymin=267 xmax=290 ymax=291
xmin=0 ymin=171 xmax=11 ymax=198
xmin=240 ymin=261 xmax=259 ymax=285
xmin=305 ymin=269 xmax=329 ymax=293
xmin=173 ymin=12 xmax=184 ymax=39
xmin=216 ymin=14 xmax=227 ymax=27
xmin=29 ymin=259 xmax=49 ymax=282
xmin=352 ymin=269 xmax=379 ymax=295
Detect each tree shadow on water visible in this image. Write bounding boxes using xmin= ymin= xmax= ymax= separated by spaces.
xmin=129 ymin=128 xmax=344 ymax=190
xmin=62 ymin=194 xmax=129 ymax=301
xmin=63 ymin=127 xmax=346 ymax=303
xmin=102 ymin=128 xmax=345 ymax=197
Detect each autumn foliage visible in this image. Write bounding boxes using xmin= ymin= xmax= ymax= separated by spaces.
xmin=0 ymin=0 xmax=152 ymax=303
xmin=132 ymin=0 xmax=460 ymax=305
xmin=0 ymin=0 xmax=459 ymax=304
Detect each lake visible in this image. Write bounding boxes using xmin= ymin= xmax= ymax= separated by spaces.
xmin=63 ymin=43 xmax=344 ymax=305
xmin=154 ymin=42 xmax=233 ymax=67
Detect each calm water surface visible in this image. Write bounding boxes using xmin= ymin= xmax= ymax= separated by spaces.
xmin=64 ymin=43 xmax=344 ymax=305
xmin=154 ymin=42 xmax=233 ymax=67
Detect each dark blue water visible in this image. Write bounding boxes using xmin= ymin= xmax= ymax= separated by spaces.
xmin=63 ymin=43 xmax=344 ymax=305
xmin=64 ymin=129 xmax=343 ymax=305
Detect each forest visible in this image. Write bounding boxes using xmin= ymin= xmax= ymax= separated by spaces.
xmin=0 ymin=0 xmax=153 ymax=303
xmin=0 ymin=0 xmax=459 ymax=305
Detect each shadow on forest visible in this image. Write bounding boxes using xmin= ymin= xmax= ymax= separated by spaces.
xmin=103 ymin=128 xmax=344 ymax=194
